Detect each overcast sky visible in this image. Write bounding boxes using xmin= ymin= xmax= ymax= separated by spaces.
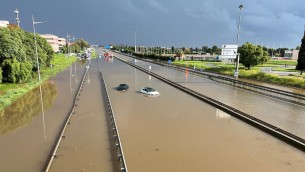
xmin=1 ymin=0 xmax=305 ymax=49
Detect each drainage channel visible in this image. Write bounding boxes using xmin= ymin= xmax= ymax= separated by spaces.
xmin=118 ymin=52 xmax=305 ymax=106
xmin=98 ymin=60 xmax=128 ymax=172
xmin=114 ymin=55 xmax=305 ymax=153
xmin=44 ymin=61 xmax=90 ymax=172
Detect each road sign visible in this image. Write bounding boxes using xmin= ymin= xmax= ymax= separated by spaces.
xmin=221 ymin=45 xmax=238 ymax=59
xmin=234 ymin=71 xmax=239 ymax=77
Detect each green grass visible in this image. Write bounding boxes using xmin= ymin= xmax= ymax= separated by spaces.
xmin=0 ymin=54 xmax=76 ymax=111
xmin=173 ymin=60 xmax=305 ymax=88
xmin=266 ymin=60 xmax=297 ymax=66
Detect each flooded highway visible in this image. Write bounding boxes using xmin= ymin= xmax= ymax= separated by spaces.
xmin=0 ymin=62 xmax=87 ymax=172
xmin=1 ymin=50 xmax=305 ymax=171
xmin=112 ymin=51 xmax=305 ymax=139
xmin=99 ymin=52 xmax=305 ymax=171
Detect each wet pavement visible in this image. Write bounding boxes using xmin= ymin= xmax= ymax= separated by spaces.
xmin=112 ymin=51 xmax=305 ymax=139
xmin=49 ymin=58 xmax=119 ymax=172
xmin=0 ymin=62 xmax=86 ymax=172
xmin=99 ymin=50 xmax=305 ymax=172
xmin=1 ymin=50 xmax=305 ymax=171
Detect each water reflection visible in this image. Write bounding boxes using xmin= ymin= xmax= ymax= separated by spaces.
xmin=0 ymin=81 xmax=58 ymax=135
xmin=69 ymin=64 xmax=73 ymax=93
xmin=216 ymin=109 xmax=231 ymax=119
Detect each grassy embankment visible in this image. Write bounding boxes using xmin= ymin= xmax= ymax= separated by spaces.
xmin=0 ymin=54 xmax=77 ymax=111
xmin=173 ymin=60 xmax=305 ymax=88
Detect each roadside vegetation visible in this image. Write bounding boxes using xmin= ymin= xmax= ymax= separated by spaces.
xmin=0 ymin=54 xmax=76 ymax=111
xmin=173 ymin=60 xmax=305 ymax=88
xmin=0 ymin=26 xmax=91 ymax=111
xmin=111 ymin=34 xmax=305 ymax=89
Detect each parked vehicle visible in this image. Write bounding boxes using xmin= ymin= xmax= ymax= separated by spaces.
xmin=140 ymin=87 xmax=160 ymax=96
xmin=117 ymin=84 xmax=129 ymax=91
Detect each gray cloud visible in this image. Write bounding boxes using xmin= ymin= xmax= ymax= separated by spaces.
xmin=1 ymin=0 xmax=305 ymax=48
xmin=146 ymin=0 xmax=169 ymax=13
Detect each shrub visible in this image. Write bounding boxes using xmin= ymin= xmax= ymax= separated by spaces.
xmin=0 ymin=67 xmax=2 ymax=83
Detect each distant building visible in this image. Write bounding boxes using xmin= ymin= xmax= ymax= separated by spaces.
xmin=0 ymin=20 xmax=9 ymax=28
xmin=40 ymin=34 xmax=66 ymax=52
xmin=284 ymin=50 xmax=299 ymax=60
xmin=58 ymin=37 xmax=66 ymax=50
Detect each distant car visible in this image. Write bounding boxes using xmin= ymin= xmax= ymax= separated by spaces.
xmin=140 ymin=87 xmax=160 ymax=96
xmin=117 ymin=84 xmax=129 ymax=91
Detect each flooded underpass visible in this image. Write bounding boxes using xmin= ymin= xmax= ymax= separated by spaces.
xmin=99 ymin=53 xmax=305 ymax=171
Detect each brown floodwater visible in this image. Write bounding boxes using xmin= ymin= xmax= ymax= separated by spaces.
xmin=112 ymin=52 xmax=305 ymax=139
xmin=1 ymin=49 xmax=305 ymax=172
xmin=0 ymin=62 xmax=87 ymax=172
xmin=100 ymin=52 xmax=305 ymax=172
xmin=48 ymin=58 xmax=119 ymax=172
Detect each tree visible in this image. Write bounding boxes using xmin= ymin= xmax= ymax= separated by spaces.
xmin=1 ymin=59 xmax=32 ymax=83
xmin=206 ymin=48 xmax=212 ymax=54
xmin=175 ymin=49 xmax=184 ymax=60
xmin=202 ymin=46 xmax=208 ymax=53
xmin=296 ymin=46 xmax=301 ymax=50
xmin=211 ymin=45 xmax=218 ymax=54
xmin=171 ymin=46 xmax=175 ymax=54
xmin=296 ymin=32 xmax=305 ymax=75
xmin=75 ymin=39 xmax=90 ymax=50
xmin=0 ymin=27 xmax=53 ymax=83
xmin=0 ymin=67 xmax=2 ymax=83
xmin=239 ymin=42 xmax=269 ymax=70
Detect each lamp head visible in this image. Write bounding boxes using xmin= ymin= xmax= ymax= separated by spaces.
xmin=14 ymin=8 xmax=19 ymax=14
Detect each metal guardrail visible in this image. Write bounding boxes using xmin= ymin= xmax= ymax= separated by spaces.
xmin=98 ymin=58 xmax=128 ymax=172
xmin=44 ymin=61 xmax=90 ymax=172
xmin=114 ymin=55 xmax=305 ymax=153
xmin=116 ymin=51 xmax=305 ymax=106
xmin=157 ymin=61 xmax=305 ymax=102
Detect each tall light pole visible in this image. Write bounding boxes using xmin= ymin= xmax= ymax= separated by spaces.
xmin=135 ymin=29 xmax=137 ymax=53
xmin=32 ymin=15 xmax=47 ymax=142
xmin=67 ymin=34 xmax=71 ymax=58
xmin=14 ymin=8 xmax=20 ymax=27
xmin=32 ymin=15 xmax=46 ymax=81
xmin=235 ymin=4 xmax=244 ymax=79
xmin=255 ymin=33 xmax=259 ymax=46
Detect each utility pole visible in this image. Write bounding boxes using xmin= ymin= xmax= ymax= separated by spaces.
xmin=235 ymin=4 xmax=244 ymax=79
xmin=14 ymin=8 xmax=20 ymax=27
xmin=255 ymin=33 xmax=259 ymax=46
xmin=135 ymin=29 xmax=137 ymax=53
xmin=67 ymin=34 xmax=70 ymax=58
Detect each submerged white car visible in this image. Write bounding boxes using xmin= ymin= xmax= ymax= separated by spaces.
xmin=140 ymin=87 xmax=160 ymax=96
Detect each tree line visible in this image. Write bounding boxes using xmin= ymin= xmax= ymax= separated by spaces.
xmin=0 ymin=25 xmax=53 ymax=83
xmin=0 ymin=26 xmax=92 ymax=84
xmin=61 ymin=39 xmax=90 ymax=54
xmin=111 ymin=33 xmax=305 ymax=74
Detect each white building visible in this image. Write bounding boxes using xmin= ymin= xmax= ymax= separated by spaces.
xmin=58 ymin=37 xmax=66 ymax=50
xmin=40 ymin=34 xmax=66 ymax=52
xmin=284 ymin=50 xmax=299 ymax=60
xmin=0 ymin=20 xmax=9 ymax=28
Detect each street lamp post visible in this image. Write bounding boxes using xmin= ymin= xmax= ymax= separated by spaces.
xmin=135 ymin=29 xmax=137 ymax=53
xmin=67 ymin=34 xmax=71 ymax=58
xmin=255 ymin=33 xmax=260 ymax=46
xmin=32 ymin=15 xmax=46 ymax=81
xmin=235 ymin=4 xmax=244 ymax=79
xmin=32 ymin=15 xmax=47 ymax=142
